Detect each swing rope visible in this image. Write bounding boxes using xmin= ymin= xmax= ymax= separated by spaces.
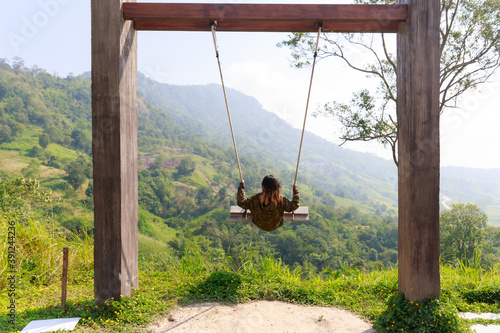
xmin=293 ymin=25 xmax=322 ymax=186
xmin=211 ymin=22 xmax=321 ymax=186
xmin=211 ymin=22 xmax=243 ymax=182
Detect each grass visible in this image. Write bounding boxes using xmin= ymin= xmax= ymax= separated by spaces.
xmin=147 ymin=221 xmax=176 ymax=244
xmin=38 ymin=164 xmax=65 ymax=179
xmin=189 ymin=170 xmax=210 ymax=188
xmin=45 ymin=144 xmax=79 ymax=161
xmin=0 ymin=215 xmax=93 ymax=290
xmin=0 ymin=151 xmax=28 ymax=175
xmin=0 ymin=126 xmax=42 ymax=152
xmin=333 ymin=196 xmax=377 ymax=213
xmin=138 ymin=233 xmax=172 ymax=258
xmin=2 ymin=242 xmax=500 ymax=332
xmin=1 ymin=213 xmax=500 ymax=332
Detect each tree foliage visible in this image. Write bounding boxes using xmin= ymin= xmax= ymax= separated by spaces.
xmin=175 ymin=157 xmax=196 ymax=180
xmin=0 ymin=177 xmax=53 ymax=219
xmin=64 ymin=155 xmax=92 ymax=190
xmin=440 ymin=203 xmax=488 ymax=263
xmin=280 ymin=0 xmax=500 ymax=166
xmin=38 ymin=133 xmax=50 ymax=149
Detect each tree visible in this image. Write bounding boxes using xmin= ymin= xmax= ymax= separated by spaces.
xmin=64 ymin=156 xmax=92 ymax=190
xmin=21 ymin=159 xmax=41 ymax=178
xmin=38 ymin=133 xmax=50 ymax=149
xmin=0 ymin=124 xmax=12 ymax=142
xmin=71 ymin=128 xmax=91 ymax=155
xmin=153 ymin=176 xmax=172 ymax=208
xmin=62 ymin=216 xmax=94 ymax=236
xmin=196 ymin=185 xmax=213 ymax=202
xmin=217 ymin=186 xmax=228 ymax=201
xmin=440 ymin=203 xmax=488 ymax=262
xmin=280 ymin=0 xmax=500 ymax=166
xmin=85 ymin=181 xmax=93 ymax=198
xmin=149 ymin=157 xmax=164 ymax=171
xmin=196 ymin=185 xmax=214 ymax=211
xmin=0 ymin=177 xmax=52 ymax=218
xmin=175 ymin=157 xmax=195 ymax=178
xmin=10 ymin=123 xmax=25 ymax=137
xmin=28 ymin=145 xmax=43 ymax=158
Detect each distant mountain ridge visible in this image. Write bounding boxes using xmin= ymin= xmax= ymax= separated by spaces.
xmin=138 ymin=73 xmax=399 ymax=205
xmin=2 ymin=65 xmax=499 ymax=224
xmin=441 ymin=167 xmax=500 ymax=225
xmin=137 ymin=73 xmax=500 ymax=224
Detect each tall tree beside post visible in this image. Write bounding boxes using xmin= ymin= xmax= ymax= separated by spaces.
xmin=440 ymin=203 xmax=488 ymax=263
xmin=280 ymin=0 xmax=500 ymax=166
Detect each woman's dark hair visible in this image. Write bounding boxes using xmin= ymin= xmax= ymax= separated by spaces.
xmin=259 ymin=175 xmax=282 ymax=206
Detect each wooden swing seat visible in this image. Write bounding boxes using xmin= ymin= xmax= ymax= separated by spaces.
xmin=230 ymin=206 xmax=309 ymax=222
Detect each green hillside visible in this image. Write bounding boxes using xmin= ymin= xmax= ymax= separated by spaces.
xmin=0 ymin=59 xmax=401 ymax=272
xmin=2 ymin=59 xmax=500 ymax=332
xmin=137 ymin=73 xmax=399 ymax=204
xmin=2 ymin=58 xmax=500 ymax=270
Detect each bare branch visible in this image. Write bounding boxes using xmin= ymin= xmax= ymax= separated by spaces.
xmin=382 ymin=34 xmax=396 ymax=73
xmin=441 ymin=0 xmax=461 ymax=55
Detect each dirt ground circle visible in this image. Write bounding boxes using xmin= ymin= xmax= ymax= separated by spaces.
xmin=148 ymin=300 xmax=375 ymax=333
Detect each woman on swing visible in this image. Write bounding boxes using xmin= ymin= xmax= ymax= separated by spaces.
xmin=237 ymin=175 xmax=299 ymax=232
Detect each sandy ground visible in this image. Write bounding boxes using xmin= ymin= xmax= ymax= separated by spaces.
xmin=148 ymin=301 xmax=376 ymax=333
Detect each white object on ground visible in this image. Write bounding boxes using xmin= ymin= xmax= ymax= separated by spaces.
xmin=460 ymin=313 xmax=500 ymax=320
xmin=470 ymin=325 xmax=500 ymax=333
xmin=21 ymin=318 xmax=81 ymax=333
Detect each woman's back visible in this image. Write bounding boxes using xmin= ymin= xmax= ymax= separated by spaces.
xmin=237 ymin=175 xmax=299 ymax=232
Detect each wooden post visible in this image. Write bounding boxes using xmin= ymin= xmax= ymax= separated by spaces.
xmin=397 ymin=0 xmax=440 ymax=301
xmin=61 ymin=247 xmax=69 ymax=311
xmin=91 ymin=0 xmax=139 ymax=302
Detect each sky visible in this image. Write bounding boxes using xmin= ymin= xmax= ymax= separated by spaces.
xmin=1 ymin=0 xmax=499 ymax=169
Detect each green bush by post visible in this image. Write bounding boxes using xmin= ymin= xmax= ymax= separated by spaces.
xmin=374 ymin=293 xmax=470 ymax=333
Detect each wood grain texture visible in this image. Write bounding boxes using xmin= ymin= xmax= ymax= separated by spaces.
xmin=123 ymin=3 xmax=407 ymax=21
xmin=92 ymin=0 xmax=139 ymax=303
xmin=397 ymin=0 xmax=440 ymax=301
xmin=133 ymin=20 xmax=401 ymax=33
xmin=124 ymin=3 xmax=407 ymax=32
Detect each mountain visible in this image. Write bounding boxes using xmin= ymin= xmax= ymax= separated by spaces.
xmin=2 ymin=59 xmax=500 ymax=272
xmin=137 ymin=73 xmax=399 ymax=207
xmin=138 ymin=71 xmax=500 ymax=224
xmin=441 ymin=167 xmax=500 ymax=225
xmin=137 ymin=73 xmax=500 ymax=225
xmin=2 ymin=62 xmax=500 ymax=225
xmin=1 ymin=61 xmax=404 ymax=271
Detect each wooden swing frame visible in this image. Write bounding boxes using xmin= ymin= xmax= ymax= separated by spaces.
xmin=92 ymin=1 xmax=440 ymax=303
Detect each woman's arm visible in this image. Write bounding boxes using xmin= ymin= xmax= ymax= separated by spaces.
xmin=283 ymin=185 xmax=300 ymax=212
xmin=237 ymin=180 xmax=251 ymax=209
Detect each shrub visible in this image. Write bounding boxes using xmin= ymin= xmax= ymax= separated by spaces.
xmin=27 ymin=145 xmax=43 ymax=158
xmin=62 ymin=216 xmax=94 ymax=236
xmin=373 ymin=293 xmax=470 ymax=333
xmin=461 ymin=285 xmax=500 ymax=304
xmin=189 ymin=271 xmax=243 ymax=302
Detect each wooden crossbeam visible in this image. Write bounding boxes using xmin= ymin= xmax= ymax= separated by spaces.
xmin=133 ymin=21 xmax=401 ymax=33
xmin=230 ymin=206 xmax=309 ymax=222
xmin=123 ymin=3 xmax=408 ymax=33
